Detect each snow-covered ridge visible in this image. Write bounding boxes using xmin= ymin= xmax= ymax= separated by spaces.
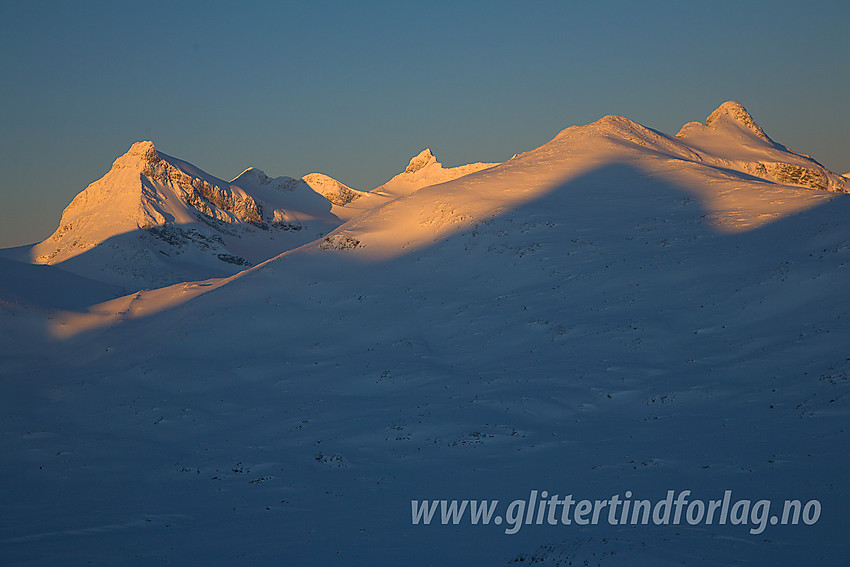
xmin=25 ymin=141 xmax=498 ymax=287
xmin=555 ymin=114 xmax=703 ymax=162
xmin=318 ymin=101 xmax=850 ymax=261
xmin=535 ymin=102 xmax=846 ymax=194
xmin=231 ymin=167 xmax=301 ymax=192
xmin=19 ymin=101 xmax=849 ymax=289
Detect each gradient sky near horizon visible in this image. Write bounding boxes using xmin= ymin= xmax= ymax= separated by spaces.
xmin=1 ymin=1 xmax=848 ymax=247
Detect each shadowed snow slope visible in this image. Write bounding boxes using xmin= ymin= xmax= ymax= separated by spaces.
xmin=1 ymin=102 xmax=849 ymax=566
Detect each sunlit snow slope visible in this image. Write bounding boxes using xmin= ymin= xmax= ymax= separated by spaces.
xmin=1 ymin=102 xmax=848 ymax=567
xmin=372 ymin=148 xmax=500 ymax=197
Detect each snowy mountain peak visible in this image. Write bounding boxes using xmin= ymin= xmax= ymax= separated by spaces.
xmin=23 ymin=101 xmax=847 ymax=291
xmin=29 ymin=142 xmax=361 ymax=287
xmin=593 ymin=115 xmax=670 ymax=141
xmin=705 ymin=101 xmax=771 ymax=142
xmin=550 ymin=114 xmax=703 ymax=162
xmin=112 ymin=140 xmax=161 ymax=169
xmin=126 ymin=140 xmax=159 ymax=161
xmin=560 ymin=114 xmax=660 ymax=142
xmin=232 ymin=166 xmax=271 ymax=186
xmin=596 ymin=114 xmax=638 ymax=128
xmin=672 ymin=102 xmax=847 ymax=193
xmin=375 ymin=149 xmax=499 ymax=197
xmin=404 ymin=148 xmax=438 ymax=173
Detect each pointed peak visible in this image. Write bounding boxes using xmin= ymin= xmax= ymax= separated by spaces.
xmin=705 ymin=101 xmax=771 ymax=142
xmin=404 ymin=149 xmax=438 ymax=174
xmin=112 ymin=141 xmax=161 ymax=171
xmin=125 ymin=141 xmax=160 ymax=163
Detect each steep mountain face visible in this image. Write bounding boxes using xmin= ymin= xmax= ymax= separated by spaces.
xmin=29 ymin=142 xmax=351 ymax=288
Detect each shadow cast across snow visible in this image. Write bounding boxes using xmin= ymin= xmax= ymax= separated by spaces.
xmin=39 ymin=161 xmax=850 ymax=358
xmin=0 ymin=256 xmax=125 ymax=312
xmin=2 ymin=163 xmax=850 ymax=566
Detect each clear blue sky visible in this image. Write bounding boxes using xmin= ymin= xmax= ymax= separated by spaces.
xmin=1 ymin=0 xmax=848 ymax=247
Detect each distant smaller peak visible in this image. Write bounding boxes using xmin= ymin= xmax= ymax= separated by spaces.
xmin=705 ymin=101 xmax=771 ymax=142
xmin=404 ymin=149 xmax=438 ymax=174
xmin=233 ymin=166 xmax=270 ymax=185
